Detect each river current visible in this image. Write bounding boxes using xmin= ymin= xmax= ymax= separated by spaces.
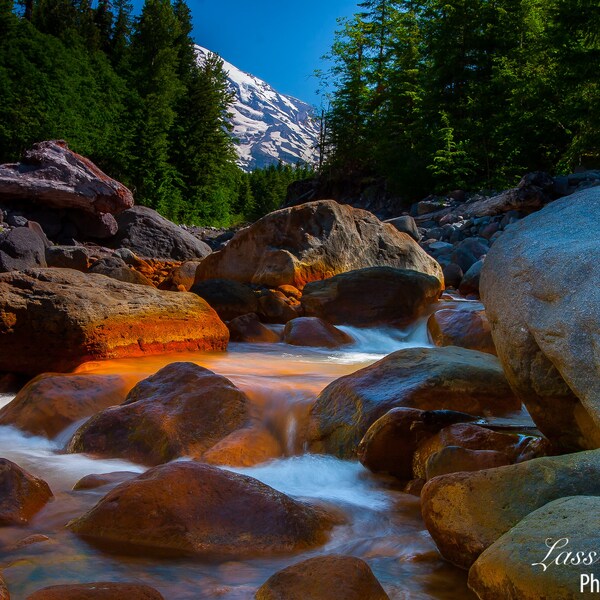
xmin=0 ymin=320 xmax=474 ymax=599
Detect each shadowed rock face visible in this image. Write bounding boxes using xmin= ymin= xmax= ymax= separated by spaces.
xmin=307 ymin=346 xmax=520 ymax=458
xmin=26 ymin=582 xmax=165 ymax=599
xmin=481 ymin=187 xmax=600 ymax=451
xmin=0 ymin=140 xmax=133 ymax=215
xmin=0 ymin=268 xmax=229 ymax=375
xmin=301 ymin=266 xmax=442 ymax=326
xmin=68 ymin=461 xmax=337 ymax=558
xmin=195 ymin=200 xmax=443 ymax=289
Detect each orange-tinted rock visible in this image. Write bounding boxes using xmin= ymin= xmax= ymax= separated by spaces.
xmin=0 ymin=374 xmax=129 ymax=438
xmin=202 ymin=425 xmax=282 ymax=467
xmin=68 ymin=363 xmax=250 ymax=466
xmin=301 ymin=267 xmax=442 ymax=326
xmin=278 ymin=284 xmax=301 ymax=300
xmin=26 ymin=583 xmax=164 ymax=600
xmin=307 ymin=347 xmax=521 ymax=458
xmin=413 ymin=423 xmax=549 ymax=479
xmin=0 ymin=269 xmax=229 ymax=376
xmin=428 ymin=303 xmax=496 ymax=355
xmin=72 ymin=471 xmax=138 ymax=491
xmin=357 ymin=408 xmax=479 ymax=480
xmin=68 ymin=461 xmax=336 ymax=558
xmin=283 ymin=317 xmax=352 ymax=349
xmin=158 ymin=260 xmax=202 ymax=291
xmin=0 ymin=458 xmax=53 ymax=525
xmin=255 ymin=555 xmax=389 ymax=600
xmin=258 ymin=289 xmax=302 ymax=324
xmin=195 ymin=200 xmax=443 ymax=289
xmin=228 ymin=313 xmax=281 ymax=343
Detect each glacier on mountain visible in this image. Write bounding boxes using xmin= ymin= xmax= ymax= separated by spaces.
xmin=195 ymin=45 xmax=320 ymax=171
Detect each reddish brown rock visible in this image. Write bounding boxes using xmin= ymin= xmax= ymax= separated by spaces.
xmin=72 ymin=471 xmax=138 ymax=491
xmin=68 ymin=461 xmax=336 ymax=558
xmin=195 ymin=200 xmax=443 ymax=289
xmin=158 ymin=260 xmax=202 ymax=291
xmin=255 ymin=555 xmax=389 ymax=600
xmin=257 ymin=289 xmax=302 ymax=324
xmin=26 ymin=583 xmax=164 ymax=599
xmin=412 ymin=423 xmax=549 ymax=479
xmin=0 ymin=572 xmax=8 ymax=600
xmin=228 ymin=313 xmax=281 ymax=343
xmin=0 ymin=374 xmax=129 ymax=438
xmin=191 ymin=278 xmax=258 ymax=320
xmin=0 ymin=141 xmax=133 ymax=215
xmin=428 ymin=303 xmax=496 ymax=355
xmin=307 ymin=347 xmax=521 ymax=458
xmin=301 ymin=267 xmax=441 ymax=326
xmin=0 ymin=458 xmax=53 ymax=525
xmin=0 ymin=269 xmax=229 ymax=376
xmin=68 ymin=363 xmax=250 ymax=466
xmin=357 ymin=408 xmax=479 ymax=480
xmin=283 ymin=317 xmax=352 ymax=348
xmin=202 ymin=425 xmax=282 ymax=467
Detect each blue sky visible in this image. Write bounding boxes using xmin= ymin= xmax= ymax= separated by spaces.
xmin=133 ymin=0 xmax=360 ymax=106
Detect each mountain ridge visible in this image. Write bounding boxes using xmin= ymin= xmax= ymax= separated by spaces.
xmin=195 ymin=45 xmax=320 ymax=172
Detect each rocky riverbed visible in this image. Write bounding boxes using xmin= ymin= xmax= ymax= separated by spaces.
xmin=0 ymin=141 xmax=598 ymax=599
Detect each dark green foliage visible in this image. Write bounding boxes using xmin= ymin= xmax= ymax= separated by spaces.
xmin=0 ymin=0 xmax=277 ymax=226
xmin=321 ymin=0 xmax=600 ymax=199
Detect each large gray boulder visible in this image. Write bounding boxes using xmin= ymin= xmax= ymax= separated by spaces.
xmin=108 ymin=206 xmax=212 ymax=261
xmin=481 ymin=188 xmax=600 ymax=451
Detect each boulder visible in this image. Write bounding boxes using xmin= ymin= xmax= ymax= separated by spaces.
xmin=195 ymin=200 xmax=443 ymax=289
xmin=0 ymin=140 xmax=133 ymax=215
xmin=428 ymin=303 xmax=496 ymax=355
xmin=202 ymin=425 xmax=283 ymax=467
xmin=0 ymin=269 xmax=228 ymax=376
xmin=68 ymin=210 xmax=118 ymax=240
xmin=0 ymin=373 xmax=129 ymax=438
xmin=257 ymin=289 xmax=301 ymax=324
xmin=468 ymin=496 xmax=600 ymax=600
xmin=442 ymin=263 xmax=463 ymax=289
xmin=45 ymin=246 xmax=89 ymax=271
xmin=412 ymin=422 xmax=549 ymax=479
xmin=191 ymin=278 xmax=258 ymax=321
xmin=68 ymin=461 xmax=336 ymax=558
xmin=283 ymin=317 xmax=352 ymax=348
xmin=480 ymin=188 xmax=600 ymax=451
xmin=108 ymin=206 xmax=212 ymax=261
xmin=301 ymin=267 xmax=442 ymax=326
xmin=385 ymin=215 xmax=420 ymax=241
xmin=0 ymin=227 xmax=47 ymax=272
xmin=26 ymin=583 xmax=164 ymax=600
xmin=459 ymin=259 xmax=483 ymax=296
xmin=158 ymin=260 xmax=202 ymax=291
xmin=357 ymin=408 xmax=480 ymax=480
xmin=307 ymin=347 xmax=520 ymax=458
xmin=255 ymin=555 xmax=389 ymax=600
xmin=421 ymin=449 xmax=600 ymax=569
xmin=88 ymin=256 xmax=154 ymax=286
xmin=0 ymin=458 xmax=53 ymax=525
xmin=68 ymin=362 xmax=250 ymax=465
xmin=228 ymin=313 xmax=280 ymax=343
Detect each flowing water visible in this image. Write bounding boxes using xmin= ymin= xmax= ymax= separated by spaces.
xmin=0 ymin=320 xmax=475 ymax=599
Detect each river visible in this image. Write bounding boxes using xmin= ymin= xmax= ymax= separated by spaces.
xmin=0 ymin=320 xmax=474 ymax=599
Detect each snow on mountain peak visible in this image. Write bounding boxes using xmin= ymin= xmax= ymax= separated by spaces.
xmin=195 ymin=45 xmax=320 ymax=172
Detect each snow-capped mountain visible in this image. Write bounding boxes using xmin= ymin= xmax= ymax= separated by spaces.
xmin=195 ymin=45 xmax=320 ymax=172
